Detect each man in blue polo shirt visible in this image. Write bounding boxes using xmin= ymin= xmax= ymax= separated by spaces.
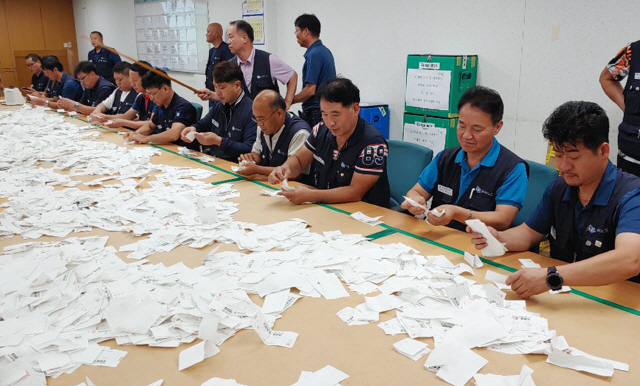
xmin=292 ymin=14 xmax=336 ymax=128
xmin=269 ymin=77 xmax=390 ymax=207
xmin=92 ymin=61 xmax=155 ymax=130
xmin=237 ymin=89 xmax=310 ymax=176
xmin=57 ymin=61 xmax=116 ymax=115
xmin=124 ymin=69 xmax=196 ymax=147
xmin=88 ymin=31 xmax=122 ymax=84
xmin=402 ymin=86 xmax=528 ymax=231
xmin=469 ymin=101 xmax=640 ymax=297
xmin=29 ymin=56 xmax=83 ymax=109
xmin=181 ymin=61 xmax=256 ymax=161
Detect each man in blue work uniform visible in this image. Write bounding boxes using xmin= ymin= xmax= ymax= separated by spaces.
xmin=291 ymin=14 xmax=336 ymax=128
xmin=237 ymin=89 xmax=310 ymax=176
xmin=24 ymin=54 xmax=49 ymax=92
xmin=182 ymin=61 xmax=255 ymax=161
xmin=124 ymin=69 xmax=197 ymax=148
xmin=269 ymin=77 xmax=390 ymax=208
xmin=57 ymin=61 xmax=116 ymax=115
xmin=88 ymin=31 xmax=122 ymax=84
xmin=90 ymin=62 xmax=138 ymax=117
xmin=196 ymin=23 xmax=234 ymax=109
xmin=402 ymin=86 xmax=528 ymax=231
xmin=29 ymin=56 xmax=83 ymax=109
xmin=469 ymin=101 xmax=640 ymax=298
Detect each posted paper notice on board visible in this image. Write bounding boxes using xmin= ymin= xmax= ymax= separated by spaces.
xmin=403 ymin=122 xmax=447 ymax=154
xmin=405 ymin=69 xmax=452 ymax=110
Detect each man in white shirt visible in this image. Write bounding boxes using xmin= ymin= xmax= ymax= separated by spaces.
xmin=90 ymin=62 xmax=138 ymax=120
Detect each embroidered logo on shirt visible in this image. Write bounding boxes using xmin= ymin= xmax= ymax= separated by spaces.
xmin=474 ymin=186 xmax=494 ymax=197
xmin=211 ymin=118 xmax=219 ymax=127
xmin=587 ymin=225 xmax=609 ymax=234
xmin=176 ymin=111 xmax=181 ymax=118
xmin=231 ymin=126 xmax=241 ymax=132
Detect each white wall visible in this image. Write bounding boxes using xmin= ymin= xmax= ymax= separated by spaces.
xmin=73 ymin=0 xmax=640 ymax=163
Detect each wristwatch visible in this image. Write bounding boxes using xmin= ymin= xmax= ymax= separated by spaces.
xmin=74 ymin=102 xmax=79 ymax=112
xmin=44 ymin=100 xmax=49 ymax=107
xmin=546 ymin=266 xmax=563 ymax=291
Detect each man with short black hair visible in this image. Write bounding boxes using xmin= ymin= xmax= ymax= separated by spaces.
xmin=196 ymin=22 xmax=234 ymax=109
xmin=469 ymin=101 xmax=640 ymax=297
xmin=28 ymin=56 xmax=82 ymax=109
xmin=88 ymin=31 xmax=121 ymax=83
xmin=124 ymin=69 xmax=196 ymax=146
xmin=402 ymin=86 xmax=528 ymax=231
xmin=57 ymin=61 xmax=116 ymax=115
xmin=269 ymin=77 xmax=390 ymax=207
xmin=224 ymin=20 xmax=297 ymax=110
xmin=292 ymin=14 xmax=336 ymax=128
xmin=24 ymin=54 xmax=49 ymax=93
xmin=237 ymin=89 xmax=310 ymax=176
xmin=90 ymin=62 xmax=138 ymax=118
xmin=182 ymin=61 xmax=256 ymax=161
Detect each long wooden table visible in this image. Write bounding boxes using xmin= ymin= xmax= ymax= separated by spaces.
xmin=2 ymin=108 xmax=639 ymax=386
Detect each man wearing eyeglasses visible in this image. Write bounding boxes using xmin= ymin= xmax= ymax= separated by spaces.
xmin=28 ymin=56 xmax=83 ymax=109
xmin=123 ymin=69 xmax=197 ymax=147
xmin=57 ymin=61 xmax=115 ymax=115
xmin=24 ymin=54 xmax=49 ymax=94
xmin=236 ymin=89 xmax=310 ymax=176
xmin=181 ymin=61 xmax=256 ymax=161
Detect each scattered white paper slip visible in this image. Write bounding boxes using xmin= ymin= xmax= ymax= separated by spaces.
xmin=179 ymin=340 xmax=220 ymax=371
xmin=252 ymin=311 xmax=298 ymax=348
xmin=485 ymin=270 xmax=511 ymax=290
xmin=231 ymin=159 xmax=250 ymax=172
xmin=393 ymin=337 xmax=431 ymax=361
xmin=289 ymin=365 xmax=349 ymax=386
xmin=519 ymin=258 xmax=541 ymax=268
xmin=465 ymin=219 xmax=508 ymax=257
xmin=464 ymin=251 xmax=483 ymax=268
xmin=425 ymin=342 xmax=488 ymax=386
xmin=474 ymin=365 xmax=537 ymax=386
xmin=351 ymin=211 xmax=383 ymax=226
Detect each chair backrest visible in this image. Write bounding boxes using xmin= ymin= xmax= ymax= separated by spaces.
xmin=387 ymin=140 xmax=434 ymax=207
xmin=513 ymin=160 xmax=558 ymax=226
xmin=191 ymin=102 xmax=203 ymax=121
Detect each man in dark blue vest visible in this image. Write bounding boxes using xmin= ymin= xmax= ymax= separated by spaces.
xmin=181 ymin=61 xmax=256 ymax=160
xmin=237 ymin=89 xmax=310 ymax=176
xmin=600 ymin=40 xmax=640 ymax=178
xmin=402 ymin=86 xmax=528 ymax=231
xmin=470 ymin=101 xmax=640 ymax=298
xmin=29 ymin=56 xmax=83 ymax=109
xmin=124 ymin=69 xmax=196 ymax=147
xmin=225 ymin=20 xmax=297 ymax=111
xmin=291 ymin=14 xmax=336 ymax=128
xmin=268 ymin=77 xmax=390 ymax=208
xmin=57 ymin=61 xmax=116 ymax=115
xmin=88 ymin=31 xmax=121 ymax=84
xmin=90 ymin=62 xmax=138 ymax=120
xmin=196 ymin=22 xmax=234 ymax=109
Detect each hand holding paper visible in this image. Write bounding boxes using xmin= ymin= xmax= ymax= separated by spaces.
xmin=465 ymin=219 xmax=507 ymax=257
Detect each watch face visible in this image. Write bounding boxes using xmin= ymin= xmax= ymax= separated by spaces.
xmin=548 ymin=274 xmax=562 ymax=288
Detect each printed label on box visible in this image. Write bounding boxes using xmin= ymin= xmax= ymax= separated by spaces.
xmin=419 ymin=62 xmax=440 ymax=70
xmin=405 ymin=69 xmax=452 ymax=111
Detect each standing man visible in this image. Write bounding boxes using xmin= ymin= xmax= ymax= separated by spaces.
xmin=57 ymin=61 xmax=116 ymax=115
xmin=226 ymin=20 xmax=297 ymax=110
xmin=269 ymin=77 xmax=390 ymax=207
xmin=291 ymin=14 xmax=336 ymax=128
xmin=24 ymin=54 xmax=49 ymax=93
xmin=88 ymin=31 xmax=122 ymax=84
xmin=197 ymin=22 xmax=233 ymax=109
xmin=469 ymin=101 xmax=640 ymax=297
xmin=237 ymin=89 xmax=310 ymax=176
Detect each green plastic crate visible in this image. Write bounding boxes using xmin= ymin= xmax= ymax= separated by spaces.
xmin=402 ymin=113 xmax=459 ymax=155
xmin=404 ymin=54 xmax=478 ymax=118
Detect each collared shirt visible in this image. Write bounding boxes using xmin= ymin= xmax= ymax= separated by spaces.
xmin=50 ymin=72 xmax=83 ymax=101
xmin=527 ymin=161 xmax=640 ymax=236
xmin=608 ymin=43 xmax=633 ymax=81
xmin=301 ymin=40 xmax=336 ymax=111
xmin=151 ymin=92 xmax=197 ymax=134
xmin=131 ymin=93 xmax=156 ymax=121
xmin=418 ymin=138 xmax=528 ymax=208
xmin=30 ymin=71 xmax=49 ymax=92
xmin=88 ymin=47 xmax=122 ymax=83
xmin=205 ymin=42 xmax=233 ymax=91
xmin=101 ymin=89 xmax=134 ymax=110
xmin=237 ymin=48 xmax=295 ymax=93
xmin=79 ymin=77 xmax=116 ymax=107
xmin=251 ymin=118 xmax=310 ymax=157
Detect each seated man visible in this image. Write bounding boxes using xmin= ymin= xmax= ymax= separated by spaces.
xmin=57 ymin=61 xmax=116 ymax=115
xmin=92 ymin=61 xmax=156 ymax=130
xmin=124 ymin=70 xmax=197 ymax=146
xmin=90 ymin=62 xmax=138 ymax=118
xmin=24 ymin=54 xmax=49 ymax=93
xmin=181 ymin=61 xmax=256 ymax=161
xmin=469 ymin=101 xmax=640 ymax=298
xmin=237 ymin=89 xmax=310 ymax=176
xmin=401 ymin=86 xmax=528 ymax=231
xmin=268 ymin=77 xmax=390 ymax=207
xmin=29 ymin=56 xmax=83 ymax=109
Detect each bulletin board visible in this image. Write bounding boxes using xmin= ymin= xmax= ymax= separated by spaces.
xmin=134 ymin=0 xmax=209 ymax=73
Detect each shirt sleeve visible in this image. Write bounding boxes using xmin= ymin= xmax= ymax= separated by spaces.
xmin=102 ymin=89 xmax=118 ymax=110
xmin=268 ymin=54 xmax=295 ymax=85
xmin=171 ymin=103 xmax=196 ymax=126
xmin=220 ymin=44 xmax=234 ymax=61
xmin=607 ymin=44 xmax=631 ymax=81
xmin=305 ymin=124 xmax=321 ymax=153
xmin=288 ymin=130 xmax=310 ymax=156
xmin=192 ymin=104 xmax=215 ymax=132
xmin=355 ymin=141 xmax=388 ymax=176
xmin=111 ymin=52 xmax=122 ymax=65
xmin=131 ymin=94 xmax=142 ymax=116
xmin=615 ymin=188 xmax=640 ymax=235
xmin=417 ymin=152 xmax=442 ymax=194
xmin=93 ymin=86 xmax=114 ymax=106
xmin=495 ymin=162 xmax=528 ymax=209
xmin=524 ymin=179 xmax=556 ymax=235
xmin=62 ymin=81 xmax=83 ymax=101
xmin=219 ymin=113 xmax=257 ymax=156
xmin=251 ymin=128 xmax=263 ymax=154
